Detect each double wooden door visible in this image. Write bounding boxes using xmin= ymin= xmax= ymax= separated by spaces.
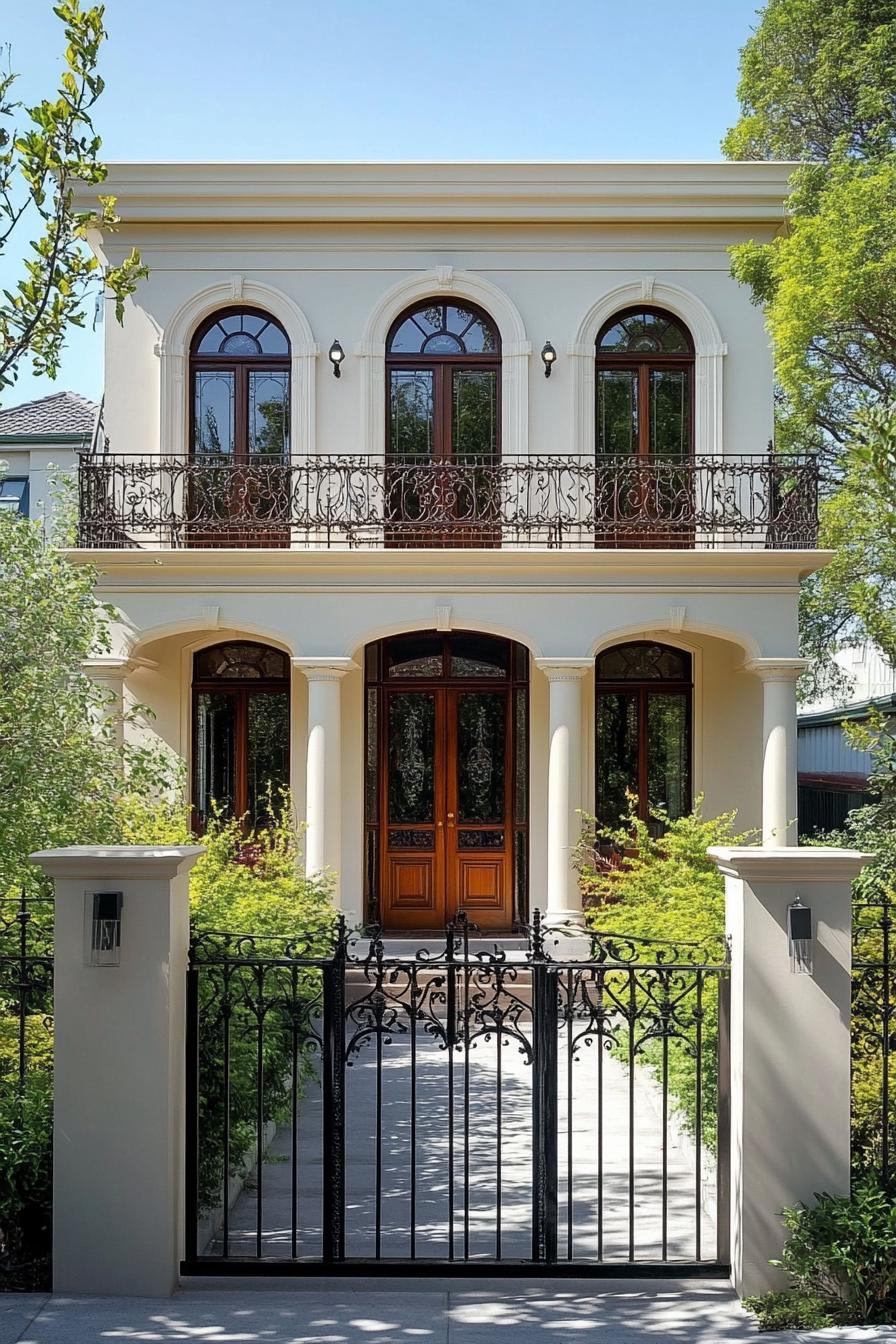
xmin=380 ymin=685 xmax=512 ymax=931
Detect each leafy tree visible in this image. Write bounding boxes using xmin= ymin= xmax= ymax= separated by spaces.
xmin=0 ymin=505 xmax=177 ymax=897
xmin=0 ymin=1 xmax=145 ymax=395
xmin=722 ymin=0 xmax=896 ymax=163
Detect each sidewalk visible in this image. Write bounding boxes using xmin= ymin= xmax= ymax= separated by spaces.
xmin=2 ymin=1280 xmax=895 ymax=1343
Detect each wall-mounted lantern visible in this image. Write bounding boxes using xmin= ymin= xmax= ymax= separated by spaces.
xmin=87 ymin=891 xmax=123 ymax=967
xmin=540 ymin=340 xmax=557 ymax=378
xmin=328 ymin=339 xmax=345 ymax=378
xmin=787 ymin=895 xmax=813 ymax=975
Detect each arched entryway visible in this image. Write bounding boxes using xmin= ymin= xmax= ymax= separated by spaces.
xmin=364 ymin=631 xmax=528 ymax=932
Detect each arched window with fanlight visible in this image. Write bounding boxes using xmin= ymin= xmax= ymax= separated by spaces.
xmin=192 ymin=640 xmax=290 ymax=830
xmin=385 ymin=300 xmax=501 ymax=544
xmin=596 ymin=308 xmax=693 ymax=461
xmin=595 ymin=641 xmax=692 ymax=835
xmin=191 ymin=308 xmax=290 ymax=462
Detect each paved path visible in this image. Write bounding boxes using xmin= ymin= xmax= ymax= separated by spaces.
xmin=2 ymin=1284 xmax=895 ymax=1342
xmin=214 ymin=1028 xmax=716 ymax=1265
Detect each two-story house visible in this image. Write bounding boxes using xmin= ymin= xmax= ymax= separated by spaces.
xmin=70 ymin=161 xmax=822 ymax=933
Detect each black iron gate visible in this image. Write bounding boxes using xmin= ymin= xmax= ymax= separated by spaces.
xmin=183 ymin=912 xmax=730 ymax=1275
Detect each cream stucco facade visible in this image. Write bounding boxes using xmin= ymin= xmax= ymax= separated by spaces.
xmin=70 ymin=161 xmax=827 ymax=929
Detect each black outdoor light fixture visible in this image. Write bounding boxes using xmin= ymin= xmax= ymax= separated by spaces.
xmin=787 ymin=895 xmax=813 ymax=975
xmin=328 ymin=339 xmax=345 ymax=378
xmin=541 ymin=340 xmax=557 ymax=378
xmin=87 ymin=890 xmax=123 ymax=967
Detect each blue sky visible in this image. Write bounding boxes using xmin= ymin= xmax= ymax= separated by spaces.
xmin=3 ymin=0 xmax=761 ymax=408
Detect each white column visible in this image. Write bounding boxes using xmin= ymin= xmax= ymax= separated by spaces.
xmin=745 ymin=657 xmax=807 ymax=847
xmin=535 ymin=658 xmax=592 ymax=928
xmin=29 ymin=844 xmax=205 ymax=1297
xmin=293 ymin=657 xmax=357 ymax=907
xmin=708 ymin=846 xmax=871 ymax=1299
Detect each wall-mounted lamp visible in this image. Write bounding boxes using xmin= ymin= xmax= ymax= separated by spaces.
xmin=328 ymin=339 xmax=345 ymax=378
xmin=87 ymin=891 xmax=123 ymax=967
xmin=541 ymin=340 xmax=557 ymax=378
xmin=787 ymin=895 xmax=813 ymax=975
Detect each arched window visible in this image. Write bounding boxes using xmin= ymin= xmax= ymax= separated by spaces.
xmin=386 ymin=301 xmax=500 ymax=463
xmin=596 ymin=308 xmax=693 ymax=460
xmin=190 ymin=308 xmax=290 ymax=461
xmin=192 ymin=641 xmax=290 ymax=830
xmin=595 ymin=641 xmax=692 ymax=834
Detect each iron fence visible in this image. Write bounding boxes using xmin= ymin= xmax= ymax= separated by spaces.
xmin=77 ymin=452 xmax=819 ymax=551
xmin=184 ymin=911 xmax=730 ymax=1276
xmin=852 ymin=893 xmax=895 ymax=1183
xmin=0 ymin=893 xmax=54 ymax=1289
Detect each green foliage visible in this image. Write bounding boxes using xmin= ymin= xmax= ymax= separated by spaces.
xmin=722 ymin=0 xmax=896 ymax=163
xmin=742 ymin=1289 xmax=833 ymax=1332
xmin=0 ymin=508 xmax=181 ymax=898
xmin=575 ymin=801 xmax=752 ymax=1146
xmin=0 ymin=1074 xmax=52 ymax=1288
xmin=189 ymin=801 xmax=336 ymax=1211
xmin=0 ymin=1 xmax=146 ymax=394
xmin=770 ymin=1177 xmax=896 ymax=1324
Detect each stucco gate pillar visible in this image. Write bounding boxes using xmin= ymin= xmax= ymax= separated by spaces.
xmin=535 ymin=658 xmax=592 ymax=928
xmin=709 ymin=845 xmax=872 ymax=1299
xmin=30 ymin=844 xmax=205 ymax=1297
xmin=293 ymin=657 xmax=357 ymax=910
xmin=745 ymin=657 xmax=807 ymax=847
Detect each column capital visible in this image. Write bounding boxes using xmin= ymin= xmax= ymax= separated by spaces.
xmin=742 ymin=656 xmax=808 ymax=682
xmin=82 ymin=654 xmax=157 ymax=680
xmin=535 ymin=657 xmax=593 ymax=682
xmin=292 ymin=656 xmax=359 ymax=682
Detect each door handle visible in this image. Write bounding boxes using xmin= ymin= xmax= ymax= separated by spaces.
xmin=437 ymin=821 xmax=444 ymax=828
xmin=447 ymin=812 xmax=455 ymax=818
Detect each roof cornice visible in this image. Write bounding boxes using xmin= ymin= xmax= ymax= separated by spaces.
xmin=72 ymin=161 xmax=799 ymax=226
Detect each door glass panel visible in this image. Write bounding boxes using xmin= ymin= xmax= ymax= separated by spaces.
xmin=449 ymin=633 xmax=508 ymax=678
xmin=649 ymin=369 xmax=689 ymax=459
xmin=597 ymin=369 xmax=638 ymax=456
xmin=386 ymin=632 xmax=444 ymax=678
xmin=452 ymin=369 xmax=497 ymax=461
xmin=388 ymin=692 xmax=435 ymax=823
xmin=514 ymin=687 xmax=528 ymax=823
xmin=389 ymin=369 xmax=434 ymax=459
xmin=365 ymin=689 xmax=378 ymax=823
xmin=457 ymin=692 xmax=505 ymax=824
xmin=247 ymin=691 xmax=289 ymax=827
xmin=596 ymin=692 xmax=638 ymax=827
xmin=248 ymin=370 xmax=290 ymax=458
xmin=194 ymin=371 xmax=235 ymax=457
xmin=195 ymin=691 xmax=235 ymax=825
xmin=647 ymin=693 xmax=689 ymax=829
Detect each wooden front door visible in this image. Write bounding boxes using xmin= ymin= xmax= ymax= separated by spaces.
xmin=379 ymin=684 xmax=513 ymax=932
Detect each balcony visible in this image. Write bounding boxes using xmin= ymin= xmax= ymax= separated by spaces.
xmin=76 ymin=452 xmax=819 ymax=551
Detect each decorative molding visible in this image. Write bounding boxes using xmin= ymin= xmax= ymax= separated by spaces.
xmin=229 ymin=273 xmax=244 ymax=300
xmin=435 ymin=604 xmax=452 ymax=632
xmin=159 ymin=279 xmax=319 ymax=461
xmin=708 ymin=845 xmax=874 ymax=884
xmin=641 ymin=275 xmax=656 ymax=301
xmin=200 ymin=604 xmax=220 ymax=628
xmin=82 ymin=654 xmax=157 ymax=679
xmin=668 ymin=605 xmax=687 ymax=633
xmin=292 ymin=656 xmax=359 ymax=682
xmin=571 ymin=279 xmax=727 ymax=461
xmin=359 ymin=267 xmax=530 ymax=461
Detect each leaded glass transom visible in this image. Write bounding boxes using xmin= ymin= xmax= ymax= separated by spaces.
xmin=194 ymin=309 xmax=289 ymax=357
xmin=597 ymin=309 xmax=692 ymax=355
xmin=388 ymin=302 xmax=499 ymax=357
xmin=195 ymin=642 xmax=289 ymax=682
xmin=596 ymin=642 xmax=691 ymax=682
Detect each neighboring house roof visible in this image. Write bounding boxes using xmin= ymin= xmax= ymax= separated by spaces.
xmin=798 ymin=693 xmax=896 ymax=730
xmin=0 ymin=391 xmax=98 ymax=443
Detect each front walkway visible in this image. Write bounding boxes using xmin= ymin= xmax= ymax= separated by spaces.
xmin=3 ymin=1284 xmax=895 ymax=1343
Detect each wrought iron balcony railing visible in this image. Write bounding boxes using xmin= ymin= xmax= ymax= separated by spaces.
xmin=76 ymin=452 xmax=819 ymax=551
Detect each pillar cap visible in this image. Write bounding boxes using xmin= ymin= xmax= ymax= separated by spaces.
xmin=534 ymin=657 xmax=592 ymax=681
xmin=708 ymin=845 xmax=874 ymax=883
xmin=292 ymin=656 xmax=358 ymax=681
xmin=29 ymin=845 xmax=206 ymax=880
xmin=742 ymin=656 xmax=808 ymax=681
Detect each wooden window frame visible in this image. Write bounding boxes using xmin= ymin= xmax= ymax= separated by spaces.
xmin=595 ymin=306 xmax=695 ymax=460
xmin=189 ymin=306 xmax=291 ymax=464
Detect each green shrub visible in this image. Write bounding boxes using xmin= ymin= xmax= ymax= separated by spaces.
xmin=574 ymin=799 xmax=754 ymax=1148
xmin=742 ymin=1289 xmax=833 ymax=1333
xmin=763 ymin=1177 xmax=896 ymax=1325
xmin=0 ymin=1074 xmax=52 ymax=1289
xmin=188 ymin=799 xmax=337 ymax=1211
